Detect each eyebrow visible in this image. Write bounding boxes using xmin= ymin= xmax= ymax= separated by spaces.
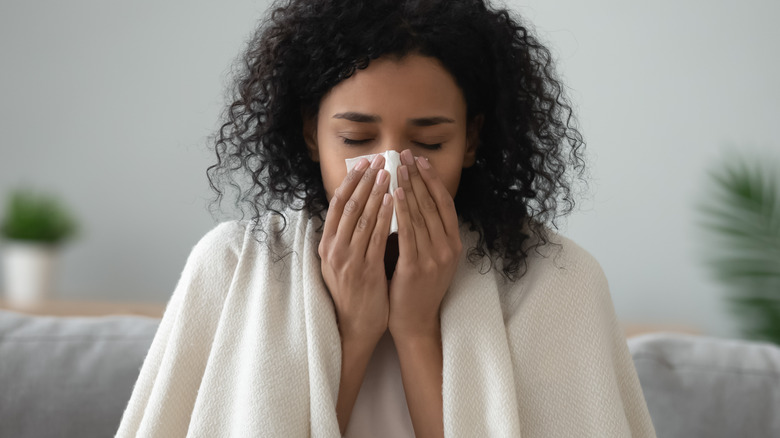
xmin=333 ymin=112 xmax=381 ymax=123
xmin=332 ymin=112 xmax=455 ymax=126
xmin=409 ymin=116 xmax=455 ymax=127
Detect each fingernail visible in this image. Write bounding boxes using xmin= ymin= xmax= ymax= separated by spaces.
xmin=383 ymin=193 xmax=391 ymax=205
xmin=396 ymin=187 xmax=405 ymax=200
xmin=355 ymin=158 xmax=369 ymax=171
xmin=376 ymin=169 xmax=387 ymax=185
xmin=416 ymin=156 xmax=430 ymax=169
xmin=401 ymin=149 xmax=414 ymax=165
xmin=371 ymin=154 xmax=384 ymax=169
xmin=400 ymin=165 xmax=409 ymax=181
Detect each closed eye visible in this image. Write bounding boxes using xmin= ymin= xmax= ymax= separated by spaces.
xmin=413 ymin=142 xmax=442 ymax=150
xmin=342 ymin=138 xmax=372 ymax=145
xmin=340 ymin=138 xmax=441 ymax=150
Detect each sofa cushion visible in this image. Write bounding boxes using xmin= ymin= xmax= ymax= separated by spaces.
xmin=628 ymin=332 xmax=780 ymax=437
xmin=0 ymin=309 xmax=159 ymax=438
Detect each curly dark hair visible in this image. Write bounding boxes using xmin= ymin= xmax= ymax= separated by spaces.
xmin=206 ymin=0 xmax=587 ymax=282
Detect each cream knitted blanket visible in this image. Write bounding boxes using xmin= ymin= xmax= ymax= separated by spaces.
xmin=116 ymin=209 xmax=656 ymax=437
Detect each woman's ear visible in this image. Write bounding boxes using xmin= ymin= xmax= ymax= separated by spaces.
xmin=463 ymin=114 xmax=484 ymax=168
xmin=302 ymin=113 xmax=320 ymax=162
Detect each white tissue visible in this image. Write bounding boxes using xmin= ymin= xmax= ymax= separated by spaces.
xmin=345 ymin=150 xmax=404 ymax=235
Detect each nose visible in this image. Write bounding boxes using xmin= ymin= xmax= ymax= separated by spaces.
xmin=377 ymin=140 xmax=407 ymax=156
xmin=371 ymin=131 xmax=405 ymax=156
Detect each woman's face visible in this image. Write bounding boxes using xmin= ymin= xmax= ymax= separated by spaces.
xmin=304 ymin=54 xmax=480 ymax=202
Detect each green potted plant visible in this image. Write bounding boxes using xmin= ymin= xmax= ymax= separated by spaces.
xmin=696 ymin=152 xmax=780 ymax=345
xmin=0 ymin=186 xmax=79 ymax=306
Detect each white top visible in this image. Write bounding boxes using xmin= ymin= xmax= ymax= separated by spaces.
xmin=345 ymin=330 xmax=415 ymax=437
xmin=116 ymin=209 xmax=657 ymax=437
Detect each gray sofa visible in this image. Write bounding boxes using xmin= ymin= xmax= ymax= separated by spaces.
xmin=0 ymin=309 xmax=158 ymax=438
xmin=1 ymin=309 xmax=779 ymax=437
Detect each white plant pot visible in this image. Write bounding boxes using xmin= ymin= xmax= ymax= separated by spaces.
xmin=1 ymin=241 xmax=58 ymax=306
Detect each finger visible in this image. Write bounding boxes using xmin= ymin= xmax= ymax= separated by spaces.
xmin=365 ymin=192 xmax=393 ymax=263
xmin=393 ymin=186 xmax=418 ymax=262
xmin=323 ymin=157 xmax=369 ymax=240
xmin=397 ymin=161 xmax=430 ymax=250
xmin=336 ymin=154 xmax=385 ymax=247
xmin=352 ymin=168 xmax=391 ymax=252
xmin=401 ymin=149 xmax=446 ymax=245
xmin=414 ymin=155 xmax=459 ymax=238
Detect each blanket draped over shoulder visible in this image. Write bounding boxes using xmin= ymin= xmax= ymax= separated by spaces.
xmin=116 ymin=209 xmax=657 ymax=437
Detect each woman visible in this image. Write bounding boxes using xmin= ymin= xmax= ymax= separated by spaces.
xmin=116 ymin=0 xmax=657 ymax=436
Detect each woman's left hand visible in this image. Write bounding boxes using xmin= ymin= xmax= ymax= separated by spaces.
xmin=388 ymin=149 xmax=462 ymax=340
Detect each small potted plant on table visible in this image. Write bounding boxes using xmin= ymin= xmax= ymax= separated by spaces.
xmin=1 ymin=186 xmax=79 ymax=306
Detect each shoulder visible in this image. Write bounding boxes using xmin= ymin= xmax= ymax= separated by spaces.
xmin=191 ymin=208 xmax=312 ymax=254
xmin=196 ymin=220 xmax=250 ymax=247
xmin=194 ymin=209 xmax=322 ymax=270
xmin=191 ymin=220 xmax=250 ymax=258
xmin=179 ymin=220 xmax=256 ymax=277
xmin=471 ymin=223 xmax=607 ymax=289
xmin=243 ymin=208 xmax=319 ymax=254
xmin=189 ymin=209 xmax=318 ymax=261
xmin=535 ymin=230 xmax=607 ymax=286
xmin=497 ymin=228 xmax=610 ymax=323
xmin=160 ymin=220 xmax=253 ymax=320
xmin=457 ymin=219 xmax=606 ymax=288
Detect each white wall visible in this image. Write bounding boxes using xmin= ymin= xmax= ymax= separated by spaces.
xmin=510 ymin=0 xmax=780 ymax=338
xmin=0 ymin=0 xmax=263 ymax=301
xmin=1 ymin=0 xmax=777 ymax=338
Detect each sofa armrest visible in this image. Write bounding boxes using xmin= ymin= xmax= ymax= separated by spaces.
xmin=0 ymin=309 xmax=159 ymax=438
xmin=629 ymin=332 xmax=780 ymax=438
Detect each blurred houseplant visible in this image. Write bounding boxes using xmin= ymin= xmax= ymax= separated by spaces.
xmin=0 ymin=186 xmax=79 ymax=305
xmin=696 ymin=152 xmax=780 ymax=345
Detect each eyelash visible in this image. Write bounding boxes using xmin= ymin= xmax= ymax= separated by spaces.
xmin=341 ymin=138 xmax=442 ymax=150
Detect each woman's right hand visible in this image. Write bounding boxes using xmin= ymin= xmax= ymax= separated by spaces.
xmin=319 ymin=154 xmax=394 ymax=347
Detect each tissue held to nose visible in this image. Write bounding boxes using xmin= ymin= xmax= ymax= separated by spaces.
xmin=344 ymin=150 xmax=405 ymax=235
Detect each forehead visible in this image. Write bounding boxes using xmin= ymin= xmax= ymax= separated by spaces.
xmin=319 ymin=54 xmax=467 ymax=121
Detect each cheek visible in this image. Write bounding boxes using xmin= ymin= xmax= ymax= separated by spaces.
xmin=320 ymin=158 xmax=347 ymax=202
xmin=429 ymin=161 xmax=462 ymax=199
xmin=442 ymin=173 xmax=461 ymax=199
